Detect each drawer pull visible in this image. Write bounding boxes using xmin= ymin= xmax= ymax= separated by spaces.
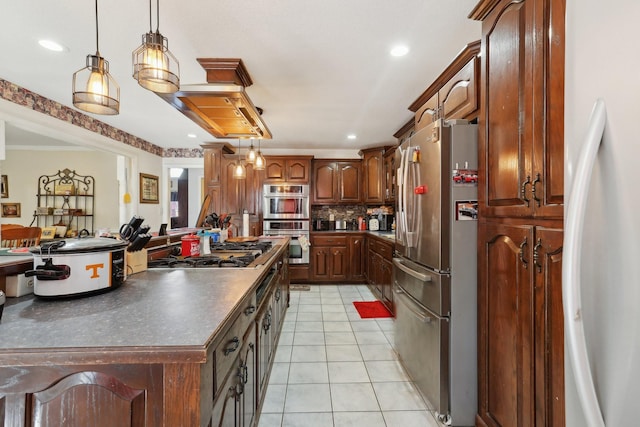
xmin=244 ymin=305 xmax=256 ymax=316
xmin=224 ymin=337 xmax=240 ymax=355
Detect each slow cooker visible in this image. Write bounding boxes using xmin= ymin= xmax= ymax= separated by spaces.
xmin=26 ymin=237 xmax=128 ymax=298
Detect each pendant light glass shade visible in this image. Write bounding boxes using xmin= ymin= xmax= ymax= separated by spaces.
xmin=132 ymin=0 xmax=180 ymax=93
xmin=245 ymin=139 xmax=257 ymax=164
xmin=233 ymin=140 xmax=246 ymax=179
xmin=254 ymin=139 xmax=266 ymax=171
xmin=72 ymin=0 xmax=120 ymax=115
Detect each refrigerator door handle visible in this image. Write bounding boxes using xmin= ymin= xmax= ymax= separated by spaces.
xmin=393 ymin=257 xmax=432 ymax=282
xmin=563 ymin=98 xmax=606 ymax=427
xmin=394 ymin=286 xmax=432 ymax=323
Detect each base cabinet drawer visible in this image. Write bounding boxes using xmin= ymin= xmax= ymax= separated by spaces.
xmin=214 ymin=295 xmax=257 ymax=397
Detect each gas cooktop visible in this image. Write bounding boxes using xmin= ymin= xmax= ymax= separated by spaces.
xmin=147 ymin=240 xmax=274 ymax=269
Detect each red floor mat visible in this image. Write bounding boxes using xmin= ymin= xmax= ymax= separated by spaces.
xmin=353 ymin=301 xmax=393 ymax=319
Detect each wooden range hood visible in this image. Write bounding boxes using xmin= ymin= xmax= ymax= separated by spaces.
xmin=157 ymin=58 xmax=272 ymax=139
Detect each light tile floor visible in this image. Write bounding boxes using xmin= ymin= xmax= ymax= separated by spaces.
xmin=257 ymin=284 xmax=441 ymax=427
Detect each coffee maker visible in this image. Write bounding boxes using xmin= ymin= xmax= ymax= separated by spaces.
xmin=378 ymin=214 xmax=394 ymax=231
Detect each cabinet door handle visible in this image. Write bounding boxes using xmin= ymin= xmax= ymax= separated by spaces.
xmin=237 ymin=363 xmax=249 ymax=385
xmin=521 ymin=175 xmax=531 ymax=206
xmin=533 ymin=238 xmax=543 ymax=273
xmin=519 ymin=237 xmax=528 ymax=268
xmin=531 ymin=173 xmax=542 ymax=207
xmin=224 ymin=337 xmax=240 ymax=355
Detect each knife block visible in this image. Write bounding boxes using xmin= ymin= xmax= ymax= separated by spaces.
xmin=126 ymin=249 xmax=148 ymax=275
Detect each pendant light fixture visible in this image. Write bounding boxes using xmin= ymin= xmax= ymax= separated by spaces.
xmin=72 ymin=0 xmax=120 ymax=115
xmin=245 ymin=138 xmax=257 ymax=164
xmin=132 ymin=0 xmax=180 ymax=93
xmin=254 ymin=139 xmax=266 ymax=171
xmin=233 ymin=140 xmax=247 ymax=179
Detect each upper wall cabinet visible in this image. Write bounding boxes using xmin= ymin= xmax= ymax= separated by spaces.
xmin=471 ymin=0 xmax=563 ymax=220
xmin=409 ymin=41 xmax=481 ymax=131
xmin=264 ymin=156 xmax=312 ymax=183
xmin=311 ymin=160 xmax=362 ymax=204
xmin=360 ymin=148 xmax=385 ymax=205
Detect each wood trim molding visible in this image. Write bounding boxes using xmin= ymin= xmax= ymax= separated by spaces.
xmin=196 ymin=58 xmax=254 ymax=87
xmin=468 ymin=0 xmax=506 ymax=20
xmin=393 ymin=118 xmax=415 ymax=139
xmin=408 ymin=40 xmax=481 ymax=112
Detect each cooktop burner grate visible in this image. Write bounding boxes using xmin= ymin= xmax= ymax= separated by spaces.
xmin=148 ymin=253 xmax=258 ymax=268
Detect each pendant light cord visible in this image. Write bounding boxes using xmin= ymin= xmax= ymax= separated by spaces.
xmin=95 ymin=0 xmax=99 ymax=54
xmin=148 ymin=0 xmax=152 ymax=32
xmin=156 ymin=0 xmax=160 ymax=32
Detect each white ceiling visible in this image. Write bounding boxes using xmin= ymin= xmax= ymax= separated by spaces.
xmin=0 ymin=0 xmax=480 ymax=152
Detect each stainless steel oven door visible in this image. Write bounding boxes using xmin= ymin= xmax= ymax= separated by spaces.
xmin=263 ymin=184 xmax=310 ymax=219
xmin=286 ymin=235 xmax=309 ymax=264
xmin=263 ymin=220 xmax=309 ymax=264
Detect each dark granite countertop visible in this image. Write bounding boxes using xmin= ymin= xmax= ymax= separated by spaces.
xmin=0 ymin=239 xmax=288 ymax=365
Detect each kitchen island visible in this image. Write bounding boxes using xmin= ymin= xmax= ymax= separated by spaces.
xmin=0 ymin=238 xmax=290 ymax=427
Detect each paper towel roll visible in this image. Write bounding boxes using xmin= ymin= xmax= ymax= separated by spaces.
xmin=242 ymin=211 xmax=250 ymax=237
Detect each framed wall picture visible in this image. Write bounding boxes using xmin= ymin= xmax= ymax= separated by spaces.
xmin=1 ymin=175 xmax=7 ymax=198
xmin=1 ymin=202 xmax=21 ymax=217
xmin=140 ymin=173 xmax=159 ymax=204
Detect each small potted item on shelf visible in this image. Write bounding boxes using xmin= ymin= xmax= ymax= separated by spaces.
xmin=36 ymin=207 xmax=53 ymax=215
xmin=54 ymin=183 xmax=75 ymax=195
xmin=53 ymin=223 xmax=67 ymax=238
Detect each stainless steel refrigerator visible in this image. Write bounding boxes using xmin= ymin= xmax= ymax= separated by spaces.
xmin=394 ymin=119 xmax=478 ymax=426
xmin=564 ymin=1 xmax=640 ymax=425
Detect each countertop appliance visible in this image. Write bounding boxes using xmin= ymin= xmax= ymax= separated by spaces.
xmin=394 ymin=119 xmax=477 ymax=425
xmin=263 ymin=183 xmax=310 ymax=220
xmin=334 ymin=219 xmax=347 ymax=230
xmin=377 ymin=214 xmax=394 ymax=232
xmin=312 ymin=218 xmax=330 ymax=231
xmin=26 ymin=237 xmax=128 ymax=298
xmin=564 ymin=4 xmax=640 ymax=425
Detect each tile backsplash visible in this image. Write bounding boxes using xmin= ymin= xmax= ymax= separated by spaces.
xmin=311 ymin=205 xmax=393 ymax=220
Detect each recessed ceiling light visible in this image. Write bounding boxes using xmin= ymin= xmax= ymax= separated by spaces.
xmin=38 ymin=39 xmax=66 ymax=52
xmin=187 ymin=133 xmax=197 ymax=138
xmin=347 ymin=134 xmax=357 ymax=140
xmin=390 ymin=45 xmax=409 ymax=57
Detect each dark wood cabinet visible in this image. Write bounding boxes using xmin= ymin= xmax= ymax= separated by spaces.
xmin=477 ymin=221 xmax=534 ymax=427
xmin=360 ymin=148 xmax=385 ymax=204
xmin=202 ymin=142 xmax=264 ymax=236
xmin=202 ymin=143 xmax=235 ymax=216
xmin=310 ymin=234 xmax=365 ymax=283
xmin=212 ymin=322 xmax=257 ymax=427
xmin=383 ymin=147 xmax=397 ymax=203
xmin=477 ymin=220 xmax=563 ymax=427
xmin=472 ymin=0 xmax=563 ymax=220
xmin=410 ymin=41 xmax=481 ymax=130
xmin=348 ymin=235 xmax=365 ymax=282
xmin=360 ymin=147 xmax=396 ymax=205
xmin=365 ymin=236 xmax=394 ymax=313
xmin=471 ymin=0 xmax=565 ymax=425
xmin=264 ymin=156 xmax=312 ymax=183
xmin=337 ymin=162 xmax=361 ymax=203
xmin=311 ymin=160 xmax=362 ymax=204
xmin=23 ymin=368 xmax=150 ymax=427
xmin=311 ymin=244 xmax=347 ymax=282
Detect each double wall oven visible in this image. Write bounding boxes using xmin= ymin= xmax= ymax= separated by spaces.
xmin=263 ymin=184 xmax=310 ymax=264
